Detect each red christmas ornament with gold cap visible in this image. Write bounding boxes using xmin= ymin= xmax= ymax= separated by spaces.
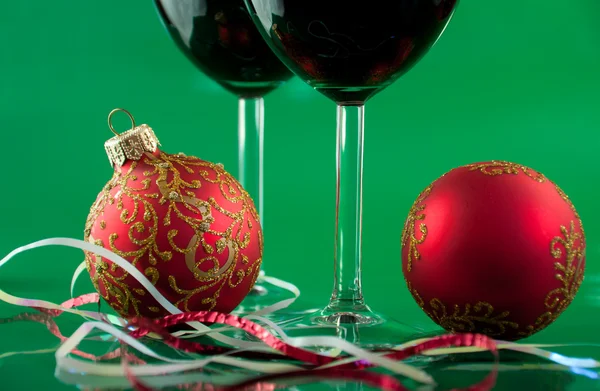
xmin=401 ymin=161 xmax=585 ymax=341
xmin=83 ymin=108 xmax=263 ymax=319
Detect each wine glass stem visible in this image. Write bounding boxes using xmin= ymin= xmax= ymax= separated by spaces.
xmin=238 ymin=97 xmax=265 ymax=231
xmin=328 ymin=104 xmax=366 ymax=311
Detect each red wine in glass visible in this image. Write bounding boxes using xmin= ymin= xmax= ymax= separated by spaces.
xmin=252 ymin=0 xmax=455 ymax=104
xmin=155 ymin=0 xmax=292 ymax=97
xmin=154 ymin=0 xmax=294 ymax=314
xmin=245 ymin=0 xmax=459 ymax=348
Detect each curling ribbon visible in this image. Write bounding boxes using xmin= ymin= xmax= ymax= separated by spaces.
xmin=129 ymin=314 xmax=434 ymax=381
xmin=129 ymin=314 xmax=498 ymax=370
xmin=219 ymin=367 xmax=497 ymax=391
xmin=70 ymin=260 xmax=302 ymax=341
xmin=128 ymin=366 xmax=412 ymax=391
xmin=0 ymin=237 xmax=426 ymax=378
xmin=1 ymin=237 xmax=600 ymax=390
xmin=444 ymin=363 xmax=599 ymax=380
xmin=0 ymin=238 xmax=294 ymax=349
xmin=124 ymin=316 xmax=499 ymax=391
xmin=2 ymin=292 xmax=134 ymax=364
xmin=7 ymin=286 xmax=598 ymax=381
xmin=0 ymin=304 xmax=143 ymax=364
xmin=69 ymin=263 xmax=301 ymax=319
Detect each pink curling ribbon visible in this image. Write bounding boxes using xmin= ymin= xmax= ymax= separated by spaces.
xmin=225 ymin=370 xmax=413 ymax=391
xmin=121 ymin=344 xmax=152 ymax=391
xmin=129 ymin=312 xmax=498 ymax=369
xmin=122 ymin=348 xmax=415 ymax=391
xmin=129 ymin=316 xmax=305 ymax=362
xmin=222 ymin=367 xmax=498 ymax=391
xmin=183 ymin=371 xmax=408 ymax=391
xmin=125 ymin=312 xmax=499 ymax=391
xmin=35 ymin=292 xmax=100 ymax=317
xmin=1 ymin=293 xmax=144 ymax=364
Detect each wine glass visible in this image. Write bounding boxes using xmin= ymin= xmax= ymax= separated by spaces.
xmin=154 ymin=0 xmax=294 ymax=314
xmin=244 ymin=0 xmax=459 ymax=348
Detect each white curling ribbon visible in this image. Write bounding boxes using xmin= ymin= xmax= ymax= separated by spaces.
xmin=319 ymin=339 xmax=600 ymax=371
xmin=420 ymin=339 xmax=600 ymax=369
xmin=69 ymin=249 xmax=302 ymax=336
xmin=244 ymin=314 xmax=292 ymax=341
xmin=444 ymin=363 xmax=599 ymax=378
xmin=56 ymin=321 xmax=302 ymax=376
xmin=249 ymin=273 xmax=301 ymax=316
xmin=500 ymin=343 xmax=600 ymax=368
xmin=70 ymin=263 xmax=301 ymax=317
xmin=0 ymin=238 xmax=276 ymax=350
xmin=72 ymin=260 xmax=235 ymax=332
xmin=1 ymin=282 xmax=434 ymax=382
xmin=6 ymin=238 xmax=599 ymax=382
xmin=56 ymin=369 xmax=245 ymax=390
xmin=290 ymin=335 xmax=435 ymax=384
xmin=1 ymin=237 xmax=437 ymax=383
xmin=0 ymin=347 xmax=58 ymax=360
xmin=243 ymin=316 xmax=343 ymax=357
xmin=0 ymin=288 xmax=115 ymax=324
xmin=55 ymin=320 xmax=434 ymax=384
xmin=70 ymin=260 xmax=87 ymax=298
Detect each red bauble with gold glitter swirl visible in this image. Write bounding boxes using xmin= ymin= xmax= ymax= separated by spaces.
xmin=401 ymin=161 xmax=585 ymax=341
xmin=83 ymin=109 xmax=262 ymax=319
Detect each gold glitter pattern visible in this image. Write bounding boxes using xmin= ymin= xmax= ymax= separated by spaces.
xmin=84 ymin=151 xmax=262 ymax=317
xmin=87 ymin=236 xmax=143 ymax=316
xmin=407 ymin=219 xmax=584 ymax=339
xmin=407 ymin=283 xmax=519 ymax=336
xmin=465 ymin=160 xmax=547 ymax=182
xmin=520 ymin=221 xmax=585 ymax=337
xmin=401 ymin=185 xmax=432 ymax=272
xmin=554 ymin=183 xmax=585 ymax=238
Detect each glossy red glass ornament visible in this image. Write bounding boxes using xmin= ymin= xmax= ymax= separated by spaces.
xmin=84 ymin=114 xmax=262 ymax=319
xmin=401 ymin=161 xmax=585 ymax=341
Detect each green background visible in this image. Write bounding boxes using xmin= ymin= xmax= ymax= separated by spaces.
xmin=1 ymin=0 xmax=599 ymax=390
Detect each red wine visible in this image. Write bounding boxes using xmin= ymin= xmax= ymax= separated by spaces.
xmin=247 ymin=0 xmax=458 ymax=104
xmin=155 ymin=0 xmax=292 ymax=98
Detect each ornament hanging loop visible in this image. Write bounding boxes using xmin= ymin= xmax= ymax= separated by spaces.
xmin=108 ymin=108 xmax=136 ymax=136
xmin=103 ymin=109 xmax=159 ymax=167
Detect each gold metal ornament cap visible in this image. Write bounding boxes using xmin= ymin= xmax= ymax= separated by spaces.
xmin=104 ymin=108 xmax=160 ymax=167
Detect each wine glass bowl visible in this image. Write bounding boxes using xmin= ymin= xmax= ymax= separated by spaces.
xmin=155 ymin=0 xmax=293 ymax=97
xmin=248 ymin=0 xmax=458 ymax=104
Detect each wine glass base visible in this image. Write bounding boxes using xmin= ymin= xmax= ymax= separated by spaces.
xmin=277 ymin=303 xmax=441 ymax=356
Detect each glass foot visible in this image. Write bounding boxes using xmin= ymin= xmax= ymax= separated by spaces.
xmin=276 ymin=302 xmax=436 ymax=353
